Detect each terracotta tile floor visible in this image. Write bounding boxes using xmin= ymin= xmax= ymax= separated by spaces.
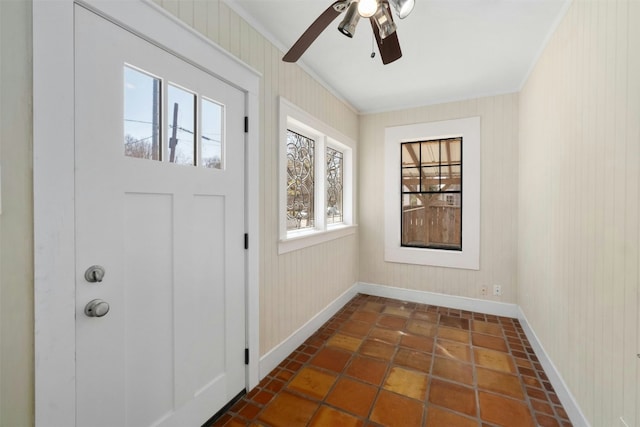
xmin=209 ymin=294 xmax=573 ymax=427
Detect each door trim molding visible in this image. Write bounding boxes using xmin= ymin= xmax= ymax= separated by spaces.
xmin=33 ymin=1 xmax=261 ymax=425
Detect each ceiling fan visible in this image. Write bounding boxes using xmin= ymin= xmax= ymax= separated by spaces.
xmin=282 ymin=0 xmax=415 ymax=65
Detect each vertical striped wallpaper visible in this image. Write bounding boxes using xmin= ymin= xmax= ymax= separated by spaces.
xmin=518 ymin=0 xmax=639 ymax=425
xmin=0 ymin=1 xmax=34 ymax=426
xmin=153 ymin=0 xmax=360 ymax=355
xmin=359 ymin=93 xmax=520 ymax=303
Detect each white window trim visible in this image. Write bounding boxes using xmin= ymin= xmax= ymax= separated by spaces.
xmin=279 ymin=97 xmax=356 ymax=254
xmin=384 ymin=117 xmax=480 ymax=270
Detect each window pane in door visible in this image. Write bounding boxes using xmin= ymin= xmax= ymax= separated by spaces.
xmin=167 ymin=84 xmax=195 ymax=165
xmin=124 ymin=66 xmax=161 ymax=160
xmin=201 ymin=98 xmax=224 ymax=169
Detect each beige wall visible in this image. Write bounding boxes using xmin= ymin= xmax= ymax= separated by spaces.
xmin=0 ymin=0 xmax=34 ymax=426
xmin=518 ymin=0 xmax=639 ymax=425
xmin=152 ymin=0 xmax=360 ymax=356
xmin=359 ymin=94 xmax=519 ymax=303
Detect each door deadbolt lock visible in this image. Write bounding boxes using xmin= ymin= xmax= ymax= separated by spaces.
xmin=85 ymin=299 xmax=110 ymax=317
xmin=84 ymin=265 xmax=105 ymax=283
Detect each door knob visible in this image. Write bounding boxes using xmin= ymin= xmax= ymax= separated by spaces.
xmin=85 ymin=299 xmax=110 ymax=317
xmin=84 ymin=265 xmax=105 ymax=283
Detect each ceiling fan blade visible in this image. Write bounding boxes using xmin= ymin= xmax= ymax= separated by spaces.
xmin=369 ymin=2 xmax=402 ymax=65
xmin=283 ymin=1 xmax=345 ymax=63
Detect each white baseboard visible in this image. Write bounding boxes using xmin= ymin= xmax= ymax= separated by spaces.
xmin=355 ymin=282 xmax=520 ymax=318
xmin=517 ymin=307 xmax=591 ymax=427
xmin=258 ymin=285 xmax=360 ymax=380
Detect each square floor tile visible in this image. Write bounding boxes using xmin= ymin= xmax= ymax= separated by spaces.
xmin=474 ymin=348 xmax=517 ymax=374
xmin=476 ymin=367 xmax=525 ymax=399
xmin=258 ymin=391 xmax=319 ymax=427
xmin=287 ymin=366 xmax=337 ymax=400
xmin=478 ymin=391 xmax=535 ymax=427
xmin=351 ymin=310 xmax=378 ymax=323
xmin=438 ymin=326 xmax=470 ymax=343
xmin=435 ymin=339 xmax=472 ymax=362
xmin=361 ymin=301 xmax=384 ymax=312
xmin=440 ymin=315 xmax=470 ymax=330
xmin=370 ymin=327 xmax=402 ymax=344
xmin=308 ymin=406 xmax=364 ymax=427
xmin=432 ymin=357 xmax=473 ymax=385
xmin=472 ymin=333 xmax=509 ymax=352
xmin=382 ymin=305 xmax=412 ymax=318
xmin=428 ymin=378 xmax=477 ymax=417
xmin=536 ymin=413 xmax=561 ymax=427
xmin=383 ymin=366 xmax=428 ymax=400
xmin=341 ymin=320 xmax=372 ymax=337
xmin=530 ymin=398 xmax=554 ymax=415
xmin=406 ymin=319 xmax=438 ymax=337
xmin=326 ymin=377 xmax=377 ymax=418
xmin=394 ymin=348 xmax=432 ymax=372
xmin=425 ymin=406 xmax=478 ymax=427
xmin=378 ymin=315 xmax=408 ymax=330
xmin=360 ymin=339 xmax=395 ymax=361
xmin=472 ymin=320 xmax=504 ymax=336
xmin=345 ymin=355 xmax=388 ymax=385
xmin=327 ymin=333 xmax=363 ymax=352
xmin=400 ymin=334 xmax=434 ymax=353
xmin=310 ymin=347 xmax=351 ymax=373
xmin=370 ymin=390 xmax=424 ymax=427
xmin=412 ymin=311 xmax=439 ymax=323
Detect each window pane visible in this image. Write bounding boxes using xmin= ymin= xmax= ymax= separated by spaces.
xmin=402 ymin=167 xmax=420 ymax=192
xmin=124 ymin=66 xmax=160 ymax=160
xmin=167 ymin=84 xmax=195 ymax=165
xmin=442 ymin=164 xmax=461 ymax=190
xmin=421 ymin=140 xmax=440 ymax=165
xmin=401 ymin=143 xmax=420 ymax=167
xmin=421 ymin=166 xmax=441 ymax=192
xmin=444 ymin=138 xmax=461 ymax=163
xmin=326 ymin=147 xmax=343 ymax=224
xmin=286 ymin=130 xmax=315 ymax=231
xmin=402 ymin=193 xmax=461 ymax=250
xmin=201 ymin=98 xmax=223 ymax=169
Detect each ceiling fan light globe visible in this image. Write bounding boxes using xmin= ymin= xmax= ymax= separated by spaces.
xmin=390 ymin=0 xmax=415 ymax=19
xmin=358 ymin=0 xmax=378 ymax=18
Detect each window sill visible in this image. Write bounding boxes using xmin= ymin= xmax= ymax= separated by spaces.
xmin=385 ymin=245 xmax=479 ymax=270
xmin=278 ymin=224 xmax=358 ymax=255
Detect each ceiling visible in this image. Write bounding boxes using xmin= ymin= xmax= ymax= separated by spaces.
xmin=226 ymin=0 xmax=568 ymax=113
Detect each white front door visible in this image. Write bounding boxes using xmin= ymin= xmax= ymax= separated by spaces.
xmin=74 ymin=5 xmax=246 ymax=426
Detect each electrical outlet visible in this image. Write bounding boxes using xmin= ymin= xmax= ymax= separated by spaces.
xmin=493 ymin=284 xmax=502 ymax=296
xmin=480 ymin=286 xmax=487 ymax=296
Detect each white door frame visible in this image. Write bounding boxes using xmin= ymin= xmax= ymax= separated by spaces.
xmin=33 ymin=1 xmax=260 ymax=425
